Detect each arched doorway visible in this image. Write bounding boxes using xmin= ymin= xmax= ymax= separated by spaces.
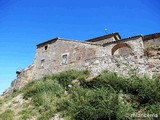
xmin=111 ymin=43 xmax=132 ymax=56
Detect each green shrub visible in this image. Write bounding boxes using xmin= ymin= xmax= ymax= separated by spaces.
xmin=129 ymin=76 xmax=160 ymax=105
xmin=0 ymin=109 xmax=14 ymax=120
xmin=84 ymin=71 xmax=160 ymax=105
xmin=23 ymin=78 xmax=63 ymax=98
xmin=58 ymin=86 xmax=133 ymax=120
xmin=37 ymin=108 xmax=55 ymax=120
xmin=56 ymin=70 xmax=88 ymax=89
xmin=23 ymin=80 xmax=64 ymax=109
xmin=144 ymin=103 xmax=160 ymax=117
xmin=81 ymin=71 xmax=129 ymax=92
xmin=11 ymin=69 xmax=160 ymax=120
xmin=22 ymin=70 xmax=88 ymax=100
xmin=19 ymin=108 xmax=34 ymax=120
xmin=21 ymin=73 xmax=66 ymax=119
xmin=0 ymin=99 xmax=3 ymax=108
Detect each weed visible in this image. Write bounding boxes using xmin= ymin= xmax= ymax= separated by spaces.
xmin=19 ymin=108 xmax=34 ymax=120
xmin=0 ymin=109 xmax=14 ymax=120
xmin=1 ymin=69 xmax=160 ymax=120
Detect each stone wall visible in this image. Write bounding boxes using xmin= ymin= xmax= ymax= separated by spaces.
xmin=79 ymin=55 xmax=157 ymax=77
xmin=143 ymin=37 xmax=160 ymax=58
xmin=143 ymin=36 xmax=160 ymax=49
xmin=103 ymin=36 xmax=144 ymax=57
xmin=114 ymin=47 xmax=132 ymax=56
xmin=8 ymin=54 xmax=160 ymax=93
xmin=4 ymin=65 xmax=34 ymax=94
xmin=87 ymin=36 xmax=116 ymax=45
xmin=5 ymin=34 xmax=160 ymax=94
xmin=124 ymin=37 xmax=144 ymax=57
xmin=32 ymin=39 xmax=103 ymax=80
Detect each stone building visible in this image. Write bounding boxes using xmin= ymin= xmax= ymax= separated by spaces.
xmin=8 ymin=32 xmax=160 ymax=91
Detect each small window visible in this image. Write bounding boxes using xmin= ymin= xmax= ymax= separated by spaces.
xmin=44 ymin=45 xmax=48 ymax=50
xmin=40 ymin=59 xmax=45 ymax=68
xmin=62 ymin=54 xmax=68 ymax=65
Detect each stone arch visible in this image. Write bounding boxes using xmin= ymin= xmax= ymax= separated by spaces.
xmin=111 ymin=43 xmax=132 ymax=56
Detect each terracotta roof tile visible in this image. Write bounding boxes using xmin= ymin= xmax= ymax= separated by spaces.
xmin=36 ymin=37 xmax=59 ymax=47
xmin=85 ymin=32 xmax=121 ymax=42
xmin=143 ymin=32 xmax=160 ymax=41
xmin=103 ymin=35 xmax=142 ymax=46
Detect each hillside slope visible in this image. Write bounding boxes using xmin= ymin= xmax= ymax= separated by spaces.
xmin=0 ymin=70 xmax=160 ymax=120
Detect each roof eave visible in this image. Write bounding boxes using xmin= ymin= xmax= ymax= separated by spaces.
xmin=85 ymin=32 xmax=121 ymax=42
xmin=143 ymin=32 xmax=160 ymax=41
xmin=36 ymin=37 xmax=59 ymax=47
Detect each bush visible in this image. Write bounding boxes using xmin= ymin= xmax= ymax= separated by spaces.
xmin=144 ymin=103 xmax=160 ymax=118
xmin=21 ymin=75 xmax=64 ymax=119
xmin=58 ymin=86 xmax=133 ymax=120
xmin=37 ymin=108 xmax=55 ymax=120
xmin=21 ymin=70 xmax=89 ymax=100
xmin=23 ymin=77 xmax=63 ymax=99
xmin=0 ymin=109 xmax=14 ymax=120
xmin=81 ymin=71 xmax=129 ymax=92
xmin=23 ymin=80 xmax=64 ymax=109
xmin=19 ymin=108 xmax=34 ymax=120
xmin=83 ymin=71 xmax=160 ymax=105
xmin=56 ymin=70 xmax=88 ymax=89
xmin=0 ymin=100 xmax=3 ymax=108
xmin=129 ymin=76 xmax=160 ymax=105
xmin=7 ymin=69 xmax=160 ymax=120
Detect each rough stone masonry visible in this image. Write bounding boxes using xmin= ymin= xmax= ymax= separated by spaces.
xmin=4 ymin=32 xmax=160 ymax=94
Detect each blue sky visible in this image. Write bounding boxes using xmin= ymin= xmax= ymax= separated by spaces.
xmin=0 ymin=0 xmax=160 ymax=94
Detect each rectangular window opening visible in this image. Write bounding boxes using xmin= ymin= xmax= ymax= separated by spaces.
xmin=41 ymin=59 xmax=45 ymax=68
xmin=45 ymin=45 xmax=48 ymax=50
xmin=62 ymin=54 xmax=68 ymax=65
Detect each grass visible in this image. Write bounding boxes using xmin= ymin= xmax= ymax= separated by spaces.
xmin=1 ymin=69 xmax=160 ymax=120
xmin=59 ymin=70 xmax=160 ymax=120
xmin=0 ymin=99 xmax=3 ymax=108
xmin=0 ymin=109 xmax=14 ymax=120
xmin=21 ymin=70 xmax=89 ymax=119
xmin=19 ymin=108 xmax=34 ymax=120
xmin=58 ymin=87 xmax=133 ymax=120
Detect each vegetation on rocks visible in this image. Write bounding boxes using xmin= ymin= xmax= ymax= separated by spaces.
xmin=0 ymin=69 xmax=160 ymax=120
xmin=0 ymin=109 xmax=14 ymax=120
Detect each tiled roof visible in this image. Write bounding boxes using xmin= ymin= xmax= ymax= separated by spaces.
xmin=36 ymin=32 xmax=160 ymax=48
xmin=143 ymin=32 xmax=160 ymax=41
xmin=36 ymin=37 xmax=59 ymax=47
xmin=36 ymin=37 xmax=82 ymax=47
xmin=36 ymin=37 xmax=100 ymax=48
xmin=121 ymin=35 xmax=142 ymax=41
xmin=85 ymin=32 xmax=121 ymax=42
xmin=103 ymin=35 xmax=142 ymax=46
